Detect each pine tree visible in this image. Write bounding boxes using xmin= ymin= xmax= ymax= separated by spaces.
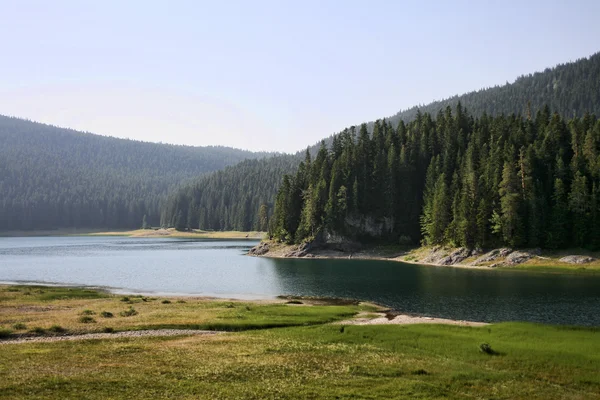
xmin=495 ymin=161 xmax=523 ymax=246
xmin=422 ymin=174 xmax=450 ymax=244
xmin=568 ymin=172 xmax=590 ymax=247
xmin=258 ymin=204 xmax=269 ymax=232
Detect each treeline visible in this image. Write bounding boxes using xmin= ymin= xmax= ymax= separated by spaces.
xmin=385 ymin=51 xmax=600 ymax=127
xmin=271 ymin=105 xmax=600 ymax=250
xmin=0 ymin=116 xmax=269 ymax=231
xmin=160 ymin=155 xmax=300 ymax=231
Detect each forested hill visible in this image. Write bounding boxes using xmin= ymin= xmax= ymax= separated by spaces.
xmin=163 ymin=52 xmax=600 ymax=234
xmin=0 ymin=115 xmax=269 ymax=231
xmin=384 ymin=51 xmax=600 ymax=127
xmin=271 ymin=107 xmax=600 ymax=250
xmin=160 ymin=155 xmax=301 ymax=231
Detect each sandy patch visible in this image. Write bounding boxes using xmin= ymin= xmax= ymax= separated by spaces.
xmin=336 ymin=312 xmax=488 ymax=327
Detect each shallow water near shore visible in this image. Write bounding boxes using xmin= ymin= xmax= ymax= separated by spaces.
xmin=1 ymin=236 xmax=600 ymax=326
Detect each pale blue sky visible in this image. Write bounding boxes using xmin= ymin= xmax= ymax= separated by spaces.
xmin=1 ymin=0 xmax=599 ymax=152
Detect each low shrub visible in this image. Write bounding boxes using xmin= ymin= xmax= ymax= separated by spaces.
xmin=120 ymin=296 xmax=130 ymax=302
xmin=102 ymin=327 xmax=115 ymax=333
xmin=0 ymin=328 xmax=13 ymax=338
xmin=411 ymin=369 xmax=429 ymax=375
xmin=30 ymin=327 xmax=46 ymax=335
xmin=80 ymin=309 xmax=96 ymax=315
xmin=120 ymin=307 xmax=138 ymax=317
xmin=286 ymin=300 xmax=303 ymax=305
xmin=176 ymin=300 xmax=186 ymax=304
xmin=479 ymin=342 xmax=498 ymax=355
xmin=12 ymin=323 xmax=27 ymax=330
xmin=48 ymin=325 xmax=66 ymax=333
xmin=161 ymin=300 xmax=171 ymax=304
xmin=100 ymin=311 xmax=114 ymax=318
xmin=78 ymin=316 xmax=96 ymax=324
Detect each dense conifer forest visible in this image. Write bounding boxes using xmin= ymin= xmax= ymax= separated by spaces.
xmin=164 ymin=52 xmax=600 ymax=238
xmin=4 ymin=52 xmax=600 ymax=234
xmin=160 ymin=155 xmax=300 ymax=231
xmin=271 ymin=106 xmax=600 ymax=249
xmin=0 ymin=116 xmax=268 ymax=231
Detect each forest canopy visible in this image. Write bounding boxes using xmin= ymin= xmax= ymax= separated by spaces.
xmin=270 ymin=106 xmax=600 ymax=250
xmin=0 ymin=116 xmax=269 ymax=231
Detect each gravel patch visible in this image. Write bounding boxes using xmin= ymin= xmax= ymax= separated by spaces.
xmin=0 ymin=329 xmax=221 ymax=345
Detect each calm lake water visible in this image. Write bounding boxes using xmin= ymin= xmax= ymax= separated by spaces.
xmin=1 ymin=236 xmax=599 ymax=326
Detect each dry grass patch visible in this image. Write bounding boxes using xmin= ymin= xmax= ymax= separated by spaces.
xmin=0 ymin=285 xmax=369 ymax=337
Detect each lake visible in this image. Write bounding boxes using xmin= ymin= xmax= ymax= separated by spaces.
xmin=1 ymin=236 xmax=599 ymax=326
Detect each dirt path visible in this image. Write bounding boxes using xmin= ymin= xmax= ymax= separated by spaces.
xmin=0 ymin=329 xmax=221 ymax=345
xmin=336 ymin=312 xmax=488 ymax=327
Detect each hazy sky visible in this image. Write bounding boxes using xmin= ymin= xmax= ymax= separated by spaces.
xmin=1 ymin=0 xmax=599 ymax=153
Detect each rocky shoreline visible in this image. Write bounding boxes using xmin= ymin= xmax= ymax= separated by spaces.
xmin=248 ymin=241 xmax=598 ymax=269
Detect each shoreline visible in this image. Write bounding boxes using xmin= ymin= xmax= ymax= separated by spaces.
xmin=87 ymin=228 xmax=265 ymax=239
xmin=0 ymin=281 xmax=277 ymax=302
xmin=249 ymin=241 xmax=600 ymax=274
xmin=0 ymin=284 xmax=487 ymax=332
xmin=2 ymin=285 xmax=597 ymax=399
xmin=0 ymin=228 xmax=265 ymax=240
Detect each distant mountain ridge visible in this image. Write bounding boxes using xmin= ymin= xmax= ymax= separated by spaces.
xmin=0 ymin=115 xmax=271 ymax=231
xmin=382 ymin=51 xmax=600 ymax=127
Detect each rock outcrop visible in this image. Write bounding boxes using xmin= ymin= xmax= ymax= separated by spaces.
xmin=248 ymin=242 xmax=270 ymax=256
xmin=438 ymin=247 xmax=471 ymax=265
xmin=503 ymin=251 xmax=534 ymax=265
xmin=421 ymin=247 xmax=449 ymax=264
xmin=559 ymin=255 xmax=595 ymax=264
xmin=285 ymin=242 xmax=312 ymax=257
xmin=472 ymin=248 xmax=513 ymax=265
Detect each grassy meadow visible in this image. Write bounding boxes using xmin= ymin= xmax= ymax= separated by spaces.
xmin=1 ymin=285 xmax=599 ymax=399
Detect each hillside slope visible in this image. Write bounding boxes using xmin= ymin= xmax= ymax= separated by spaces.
xmin=164 ymin=52 xmax=600 ymax=232
xmin=387 ymin=51 xmax=600 ymax=126
xmin=0 ymin=116 xmax=269 ymax=231
xmin=160 ymin=155 xmax=301 ymax=231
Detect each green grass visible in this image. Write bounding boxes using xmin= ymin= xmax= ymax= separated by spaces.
xmin=0 ymin=285 xmax=370 ymax=336
xmin=134 ymin=303 xmax=360 ymax=332
xmin=3 ymin=285 xmax=108 ymax=301
xmin=2 ymin=284 xmax=599 ymax=398
xmin=1 ymin=323 xmax=598 ymax=399
xmin=510 ymin=263 xmax=600 ymax=274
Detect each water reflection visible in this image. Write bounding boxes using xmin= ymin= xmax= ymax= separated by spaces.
xmin=265 ymin=257 xmax=600 ymax=325
xmin=1 ymin=236 xmax=599 ymax=326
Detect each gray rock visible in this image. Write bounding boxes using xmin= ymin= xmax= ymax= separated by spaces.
xmin=438 ymin=247 xmax=471 ymax=265
xmin=248 ymin=242 xmax=270 ymax=256
xmin=422 ymin=248 xmax=449 ymax=264
xmin=285 ymin=241 xmax=313 ymax=258
xmin=559 ymin=255 xmax=595 ymax=264
xmin=498 ymin=248 xmax=513 ymax=257
xmin=472 ymin=248 xmax=513 ymax=265
xmin=504 ymin=251 xmax=533 ymax=265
